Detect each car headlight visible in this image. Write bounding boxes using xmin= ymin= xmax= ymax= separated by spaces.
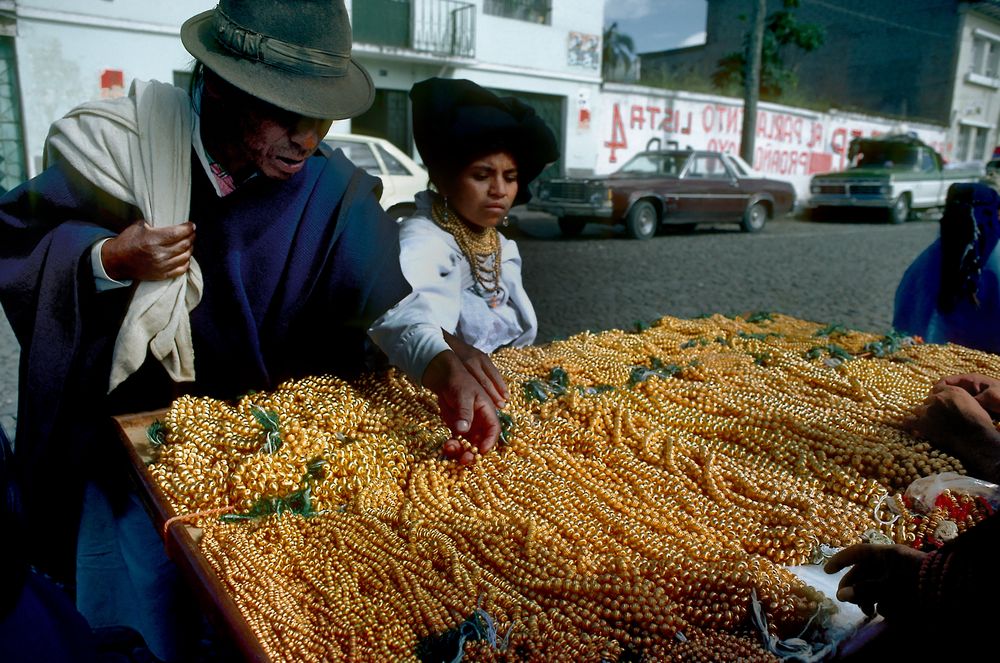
xmin=880 ymin=183 xmax=891 ymax=194
xmin=538 ymin=187 xmax=550 ymax=200
xmin=590 ymin=188 xmax=612 ymax=206
xmin=810 ymin=183 xmax=821 ymax=193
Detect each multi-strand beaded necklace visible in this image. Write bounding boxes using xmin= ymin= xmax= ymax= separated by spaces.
xmin=430 ymin=198 xmax=502 ymax=307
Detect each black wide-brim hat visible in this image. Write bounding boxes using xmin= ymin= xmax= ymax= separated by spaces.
xmin=182 ymin=0 xmax=374 ymax=120
xmin=410 ymin=77 xmax=559 ymax=206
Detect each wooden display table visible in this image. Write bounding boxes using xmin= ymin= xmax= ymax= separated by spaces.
xmin=113 ymin=410 xmax=271 ymax=663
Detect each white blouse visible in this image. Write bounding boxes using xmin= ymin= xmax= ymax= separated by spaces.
xmin=398 ymin=191 xmax=538 ymax=354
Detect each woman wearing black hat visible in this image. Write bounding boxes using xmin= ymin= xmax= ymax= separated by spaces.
xmin=400 ymin=78 xmax=559 ymax=406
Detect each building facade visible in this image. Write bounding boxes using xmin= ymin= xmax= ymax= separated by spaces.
xmin=641 ymin=0 xmax=1000 ymax=164
xmin=2 ymin=0 xmax=604 ymax=187
xmin=4 ymin=0 xmax=991 ymax=201
xmin=345 ymin=0 xmax=603 ymax=179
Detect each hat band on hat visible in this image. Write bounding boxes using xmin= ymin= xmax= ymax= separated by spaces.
xmin=213 ymin=8 xmax=350 ymax=78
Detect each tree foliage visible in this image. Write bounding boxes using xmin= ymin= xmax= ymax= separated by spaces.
xmin=603 ymin=22 xmax=638 ymax=81
xmin=712 ymin=0 xmax=824 ymax=99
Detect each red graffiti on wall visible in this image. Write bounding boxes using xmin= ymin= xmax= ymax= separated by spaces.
xmin=605 ymin=103 xmax=627 ymax=163
xmin=603 ymin=98 xmax=940 ymax=176
xmin=624 ymin=104 xmax=692 ymax=134
xmin=701 ymin=104 xmax=743 ymax=134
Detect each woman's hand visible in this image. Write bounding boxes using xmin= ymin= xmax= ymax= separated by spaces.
xmin=443 ymin=331 xmax=509 ymax=408
xmin=824 ymin=544 xmax=925 ymax=619
xmin=101 ymin=220 xmax=196 ymax=281
xmin=422 ymin=350 xmax=500 ymax=466
xmin=933 ymin=373 xmax=1000 ymax=415
xmin=904 ymin=383 xmax=1000 ymax=484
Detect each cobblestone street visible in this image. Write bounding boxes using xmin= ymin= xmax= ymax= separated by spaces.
xmin=0 ymin=212 xmax=940 ymax=443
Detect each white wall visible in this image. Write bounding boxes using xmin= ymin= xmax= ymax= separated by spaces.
xmin=597 ymin=84 xmax=950 ymax=202
xmin=15 ymin=0 xmax=211 ymax=174
xmin=475 ymin=0 xmax=603 ymax=78
xmin=21 ymin=0 xmax=207 ymax=25
xmin=354 ymin=0 xmax=604 ymax=175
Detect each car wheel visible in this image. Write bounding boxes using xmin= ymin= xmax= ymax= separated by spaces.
xmin=386 ymin=202 xmax=417 ymax=222
xmin=558 ymin=217 xmax=586 ymax=237
xmin=889 ymin=194 xmax=911 ymax=224
xmin=741 ymin=201 xmax=768 ymax=233
xmin=626 ymin=201 xmax=658 ymax=240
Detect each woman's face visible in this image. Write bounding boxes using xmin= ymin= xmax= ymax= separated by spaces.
xmin=443 ymin=151 xmax=519 ymax=230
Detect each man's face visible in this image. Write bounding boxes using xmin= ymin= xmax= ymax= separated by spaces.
xmin=233 ymin=103 xmax=334 ymax=180
xmin=202 ymin=73 xmax=334 ymax=180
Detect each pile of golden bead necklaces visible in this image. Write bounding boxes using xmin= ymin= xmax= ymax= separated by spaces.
xmin=145 ymin=313 xmax=1000 ymax=662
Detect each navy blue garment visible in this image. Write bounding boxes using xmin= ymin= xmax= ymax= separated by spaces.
xmin=893 ymin=182 xmax=1000 ymax=353
xmin=0 ymin=147 xmax=410 ymax=583
xmin=1 ymin=387 xmax=98 ymax=663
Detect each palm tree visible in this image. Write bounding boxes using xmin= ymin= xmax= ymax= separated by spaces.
xmin=603 ymin=22 xmax=638 ymax=82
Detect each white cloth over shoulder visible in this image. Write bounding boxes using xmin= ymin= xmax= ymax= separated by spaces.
xmin=45 ymin=79 xmax=201 ymax=392
xmin=397 ymin=191 xmax=537 ymax=354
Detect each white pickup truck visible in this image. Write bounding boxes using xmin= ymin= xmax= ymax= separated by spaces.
xmin=807 ymin=134 xmax=983 ymax=223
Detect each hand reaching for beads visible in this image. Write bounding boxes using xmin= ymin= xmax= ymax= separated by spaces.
xmin=101 ymin=220 xmax=196 ymax=281
xmin=824 ymin=544 xmax=925 ymax=619
xmin=422 ymin=350 xmax=500 ymax=466
xmin=933 ymin=373 xmax=1000 ymax=415
xmin=443 ymin=331 xmax=509 ymax=408
xmin=903 ymin=379 xmax=1000 ymax=484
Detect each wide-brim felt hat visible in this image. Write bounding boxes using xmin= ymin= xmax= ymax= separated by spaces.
xmin=181 ymin=0 xmax=374 ymax=119
xmin=410 ymin=77 xmax=559 ymax=206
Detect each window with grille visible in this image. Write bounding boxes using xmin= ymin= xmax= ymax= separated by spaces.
xmin=0 ymin=36 xmax=25 ymax=193
xmin=972 ymin=35 xmax=1000 ymax=78
xmin=484 ymin=0 xmax=551 ymax=25
xmin=958 ymin=125 xmax=973 ymax=162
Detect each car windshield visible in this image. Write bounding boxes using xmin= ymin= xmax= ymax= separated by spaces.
xmin=616 ymin=153 xmax=688 ymax=176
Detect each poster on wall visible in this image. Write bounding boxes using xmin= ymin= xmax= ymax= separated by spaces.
xmin=100 ymin=69 xmax=125 ymax=99
xmin=567 ymin=32 xmax=599 ymax=70
xmin=576 ymin=88 xmax=591 ymax=132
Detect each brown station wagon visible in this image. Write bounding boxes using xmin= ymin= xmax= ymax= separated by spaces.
xmin=528 ymin=149 xmax=797 ymax=239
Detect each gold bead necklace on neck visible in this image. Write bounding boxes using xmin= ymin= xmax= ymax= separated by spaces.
xmin=431 ymin=198 xmax=503 ymax=305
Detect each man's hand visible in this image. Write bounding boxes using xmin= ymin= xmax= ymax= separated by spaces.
xmin=443 ymin=331 xmax=509 ymax=408
xmin=824 ymin=544 xmax=925 ymax=620
xmin=934 ymin=373 xmax=1000 ymax=416
xmin=422 ymin=350 xmax=501 ymax=466
xmin=903 ymin=384 xmax=1000 ymax=484
xmin=101 ymin=220 xmax=196 ymax=281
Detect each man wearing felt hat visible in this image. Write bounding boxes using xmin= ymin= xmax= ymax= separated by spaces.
xmin=0 ymin=1 xmax=499 ymax=658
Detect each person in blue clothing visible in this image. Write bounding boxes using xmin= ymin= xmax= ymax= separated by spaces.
xmin=0 ymin=423 xmax=99 ymax=663
xmin=892 ymin=181 xmax=1000 ymax=353
xmin=0 ymin=1 xmax=498 ymax=659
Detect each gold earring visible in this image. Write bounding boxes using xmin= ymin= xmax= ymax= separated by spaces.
xmin=502 ymin=216 xmax=510 ymax=227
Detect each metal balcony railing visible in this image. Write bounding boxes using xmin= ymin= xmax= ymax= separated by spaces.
xmin=353 ymin=0 xmax=476 ymax=58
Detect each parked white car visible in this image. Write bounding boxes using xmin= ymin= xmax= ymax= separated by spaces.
xmin=323 ymin=133 xmax=428 ymax=220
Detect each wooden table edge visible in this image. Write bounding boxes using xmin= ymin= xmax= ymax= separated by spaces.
xmin=113 ymin=410 xmax=272 ymax=663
